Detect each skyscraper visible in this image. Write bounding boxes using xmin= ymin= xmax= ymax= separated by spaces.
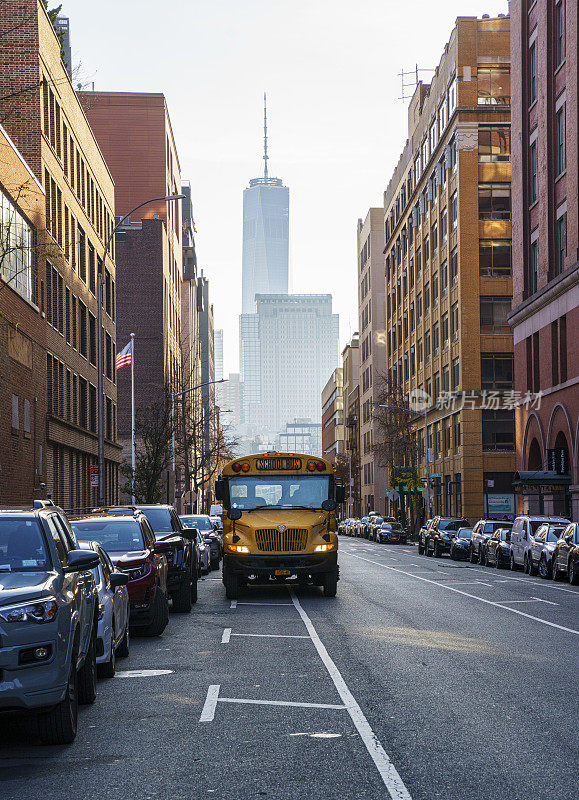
xmin=241 ymin=95 xmax=289 ymax=313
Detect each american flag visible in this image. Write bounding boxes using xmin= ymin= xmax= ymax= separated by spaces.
xmin=116 ymin=340 xmax=132 ymax=370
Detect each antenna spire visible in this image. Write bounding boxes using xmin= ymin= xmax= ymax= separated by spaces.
xmin=263 ymin=92 xmax=269 ymax=179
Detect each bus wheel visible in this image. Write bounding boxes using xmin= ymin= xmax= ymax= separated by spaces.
xmin=322 ymin=571 xmax=338 ymax=598
xmin=224 ymin=573 xmax=239 ymax=600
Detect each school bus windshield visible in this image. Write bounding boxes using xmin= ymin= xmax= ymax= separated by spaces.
xmin=229 ymin=476 xmax=330 ymax=510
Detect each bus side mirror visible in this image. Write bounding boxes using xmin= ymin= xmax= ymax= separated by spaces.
xmin=335 ymin=486 xmax=345 ymax=504
xmin=322 ymin=499 xmax=336 ymax=512
xmin=228 ymin=508 xmax=242 ymax=521
xmin=215 ymin=478 xmax=228 ymax=504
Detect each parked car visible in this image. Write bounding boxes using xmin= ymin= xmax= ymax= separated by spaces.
xmin=337 ymin=519 xmax=350 ymax=535
xmin=528 ymin=522 xmax=568 ymax=578
xmin=484 ymin=528 xmax=512 ymax=569
xmin=449 ymin=527 xmax=473 ymax=560
xmin=346 ymin=518 xmax=360 ymax=537
xmin=470 ymin=519 xmax=513 ymax=565
xmin=510 ymin=515 xmax=569 ymax=571
xmin=418 ymin=519 xmax=434 ymax=554
xmin=78 ymin=540 xmax=130 ymax=677
xmin=196 ymin=531 xmax=210 ymax=575
xmin=210 ymin=516 xmax=223 ymax=533
xmin=424 ymin=517 xmax=470 ymax=558
xmin=376 ymin=522 xmax=407 ymax=544
xmin=104 ymin=505 xmax=198 ymax=610
xmin=368 ymin=517 xmax=385 ymax=540
xmin=359 ymin=517 xmax=372 ymax=538
xmin=71 ymin=514 xmax=169 ymax=636
xmin=552 ymin=523 xmax=579 ymax=584
xmin=0 ymin=507 xmax=100 ymax=744
xmin=181 ymin=514 xmax=222 ymax=570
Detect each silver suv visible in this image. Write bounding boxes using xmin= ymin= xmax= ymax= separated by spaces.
xmin=0 ymin=507 xmax=100 ymax=744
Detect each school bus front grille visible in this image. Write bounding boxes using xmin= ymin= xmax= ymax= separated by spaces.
xmin=254 ymin=529 xmax=308 ymax=552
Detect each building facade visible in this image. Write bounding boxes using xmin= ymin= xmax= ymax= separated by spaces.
xmin=0 ymin=0 xmax=122 ymax=508
xmin=382 ymin=15 xmax=514 ymax=521
xmin=342 ymin=336 xmax=360 ymax=518
xmin=321 ymin=368 xmax=344 ymax=465
xmin=509 ymin=0 xmax=578 ymax=520
xmin=357 ymin=208 xmax=388 ymax=514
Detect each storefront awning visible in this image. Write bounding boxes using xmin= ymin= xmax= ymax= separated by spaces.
xmin=513 ymin=471 xmax=571 ymax=494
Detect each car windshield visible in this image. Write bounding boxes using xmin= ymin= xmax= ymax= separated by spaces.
xmin=499 ymin=530 xmax=511 ymax=541
xmin=457 ymin=529 xmax=473 ymax=539
xmin=71 ymin=520 xmax=144 ymax=552
xmin=0 ymin=518 xmax=51 ymax=572
xmin=228 ymin=476 xmax=330 ymax=510
xmin=139 ymin=508 xmax=175 ymax=533
xmin=440 ymin=519 xmax=468 ymax=531
xmin=547 ymin=527 xmax=565 ymax=542
xmin=181 ymin=515 xmax=213 ymax=531
xmin=484 ymin=521 xmax=513 ymax=533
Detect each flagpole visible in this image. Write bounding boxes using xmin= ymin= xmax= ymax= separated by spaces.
xmin=130 ymin=332 xmax=136 ymax=505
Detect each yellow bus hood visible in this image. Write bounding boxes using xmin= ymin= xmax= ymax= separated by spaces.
xmin=235 ymin=509 xmax=327 ymax=529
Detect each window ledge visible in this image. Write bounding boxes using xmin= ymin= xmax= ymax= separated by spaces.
xmin=555 ymin=169 xmax=566 ymax=183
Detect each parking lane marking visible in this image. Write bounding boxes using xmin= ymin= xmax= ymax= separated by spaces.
xmin=230 ymin=600 xmax=237 ymax=609
xmin=290 ymin=591 xmax=413 ymax=800
xmin=442 ymin=580 xmax=493 ymax=588
xmin=221 ymin=628 xmax=231 ymax=643
xmin=236 ymin=602 xmax=294 ymax=606
xmin=342 ymin=552 xmax=579 ymax=636
xmin=219 ymin=697 xmax=347 ymax=710
xmin=499 ymin=597 xmax=559 ymax=606
xmin=200 ymin=684 xmax=220 ymax=722
xmin=231 ymin=633 xmax=310 ymax=639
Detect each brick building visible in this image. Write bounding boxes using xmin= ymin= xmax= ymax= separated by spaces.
xmin=509 ymin=0 xmax=578 ymax=520
xmin=0 ymin=1 xmax=121 ymax=508
xmin=357 ymin=208 xmax=388 ymax=514
xmin=79 ymin=92 xmax=184 ymax=480
xmin=0 ymin=124 xmax=47 ymax=503
xmin=382 ymin=15 xmax=514 ymax=521
xmin=321 ymin=368 xmax=344 ymax=465
xmin=342 ymin=336 xmax=360 ymax=518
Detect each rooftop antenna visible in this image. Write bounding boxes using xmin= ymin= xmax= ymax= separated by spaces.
xmin=398 ymin=64 xmax=436 ymax=101
xmin=263 ymin=92 xmax=269 ymax=179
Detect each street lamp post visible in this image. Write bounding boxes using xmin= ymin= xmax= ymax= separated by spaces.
xmin=97 ymin=194 xmax=185 ymax=506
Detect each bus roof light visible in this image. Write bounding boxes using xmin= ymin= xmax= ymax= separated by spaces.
xmin=316 ymin=461 xmax=326 ymax=472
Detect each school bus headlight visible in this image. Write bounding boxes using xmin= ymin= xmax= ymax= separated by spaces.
xmin=226 ymin=544 xmax=250 ymax=554
xmin=314 ymin=543 xmax=336 ymax=552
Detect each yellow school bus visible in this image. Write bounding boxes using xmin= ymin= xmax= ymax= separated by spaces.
xmin=214 ymin=453 xmax=345 ymax=599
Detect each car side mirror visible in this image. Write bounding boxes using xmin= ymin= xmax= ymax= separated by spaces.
xmin=110 ymin=571 xmax=129 ymax=588
xmin=64 ymin=549 xmax=100 ymax=573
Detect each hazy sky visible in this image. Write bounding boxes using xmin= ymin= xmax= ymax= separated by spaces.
xmin=64 ymin=0 xmax=508 ymax=374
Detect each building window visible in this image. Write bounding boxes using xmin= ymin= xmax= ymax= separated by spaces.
xmin=450 ymin=191 xmax=457 ymax=229
xmin=555 ymin=1 xmax=565 ymax=67
xmin=481 ymin=353 xmax=514 ymax=391
xmin=0 ymin=189 xmax=34 ymax=302
xmin=449 ymin=137 xmax=457 ymax=171
xmin=23 ymin=398 xmax=31 ymax=435
xmin=431 ymin=222 xmax=438 ymax=253
xmin=442 ymin=313 xmax=449 ymax=348
xmin=478 ymin=67 xmax=511 ymax=105
xmin=441 ymin=207 xmax=447 ymax=241
xmin=452 ymin=358 xmax=460 ymax=390
xmin=433 ymin=322 xmax=439 ymax=356
xmin=453 ymin=415 xmax=461 ymax=450
xmin=424 ymin=235 xmax=429 ymax=262
xmin=529 ymin=141 xmax=537 ymax=204
xmin=479 ymin=183 xmax=511 ymax=219
xmin=438 ymin=100 xmax=447 ymax=135
xmin=529 ymin=43 xmax=536 ymax=105
xmin=530 ymin=240 xmax=538 ymax=294
xmin=479 ymin=126 xmax=511 ymax=162
xmin=479 ymin=240 xmax=512 ymax=277
xmin=482 ymin=410 xmax=515 ymax=451
xmin=11 ymin=394 xmax=19 ymax=430
xmin=556 ymin=215 xmax=566 ymax=274
xmin=432 ymin=272 xmax=438 ymax=307
xmin=448 ymin=75 xmax=457 ymax=114
xmin=451 ymin=302 xmax=459 ymax=340
xmin=429 ymin=122 xmax=437 ymax=153
xmin=451 ymin=247 xmax=458 ymax=285
xmin=444 ymin=418 xmax=451 ymax=453
xmin=441 ymin=260 xmax=448 ymax=296
xmin=422 ymin=139 xmax=429 ymax=171
xmin=480 ymin=296 xmax=510 ymax=333
xmin=556 ymin=106 xmax=565 ymax=175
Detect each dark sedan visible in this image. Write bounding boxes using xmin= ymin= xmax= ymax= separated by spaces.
xmin=449 ymin=527 xmax=473 ymax=560
xmin=376 ymin=522 xmax=407 ymax=544
xmin=485 ymin=528 xmax=512 ymax=569
xmin=552 ymin=523 xmax=579 ymax=584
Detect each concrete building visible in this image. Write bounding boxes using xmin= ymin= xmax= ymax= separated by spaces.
xmin=79 ymin=91 xmax=184 ymax=467
xmin=220 ymin=373 xmax=243 ymax=428
xmin=342 ymin=336 xmax=360 ymax=518
xmin=358 ymin=208 xmax=388 ymax=514
xmin=509 ymin=0 xmax=578 ymax=520
xmin=382 ymin=14 xmax=514 ymax=521
xmin=321 ymin=368 xmax=345 ymax=465
xmin=254 ymin=294 xmax=339 ymax=441
xmin=0 ymin=0 xmax=122 ymax=508
xmin=0 ymin=124 xmax=47 ymax=504
xmin=277 ymin=419 xmax=322 ymax=456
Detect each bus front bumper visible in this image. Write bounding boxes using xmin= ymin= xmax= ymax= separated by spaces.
xmin=223 ymin=552 xmax=338 ymax=580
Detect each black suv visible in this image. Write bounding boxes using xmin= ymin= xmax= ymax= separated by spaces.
xmin=422 ymin=517 xmax=470 ymax=558
xmin=103 ymin=505 xmax=198 ymax=611
xmin=0 ymin=506 xmax=101 ymax=744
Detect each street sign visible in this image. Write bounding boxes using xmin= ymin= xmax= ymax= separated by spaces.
xmin=89 ymin=465 xmax=99 ymax=488
xmin=547 ymin=447 xmax=569 ymax=475
xmin=387 ymin=489 xmax=400 ymax=502
xmin=428 ymin=473 xmax=442 ymax=478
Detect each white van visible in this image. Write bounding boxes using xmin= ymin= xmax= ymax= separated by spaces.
xmin=510 ymin=515 xmax=569 ymax=571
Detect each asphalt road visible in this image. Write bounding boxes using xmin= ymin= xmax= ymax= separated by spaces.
xmin=1 ymin=537 xmax=578 ymax=800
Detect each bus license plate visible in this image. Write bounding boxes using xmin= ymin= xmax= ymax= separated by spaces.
xmin=275 ymin=569 xmax=291 ymax=576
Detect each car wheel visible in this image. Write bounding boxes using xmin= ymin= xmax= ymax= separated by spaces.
xmin=425 ymin=539 xmax=432 ymax=557
xmin=480 ymin=548 xmax=486 ymax=567
xmin=37 ymin=659 xmax=78 ymax=745
xmin=552 ymin=557 xmax=563 ymax=581
xmin=98 ymin=632 xmax=116 ymax=679
xmin=117 ymin=622 xmax=130 ymax=658
xmin=528 ymin=556 xmax=538 ymax=577
xmin=569 ymin=559 xmax=579 ymax=586
xmin=434 ymin=542 xmax=442 ymax=558
xmin=172 ymin=575 xmax=192 ymax=613
xmin=224 ymin=572 xmax=239 ymax=600
xmin=322 ymin=570 xmax=338 ymax=597
xmin=469 ymin=546 xmax=477 ymax=564
xmin=77 ymin=626 xmax=97 ymax=704
xmin=145 ymin=587 xmax=169 ymax=636
xmin=190 ymin=572 xmax=198 ymax=604
xmin=538 ymin=556 xmax=550 ymax=580
xmin=510 ymin=552 xmax=517 ymax=571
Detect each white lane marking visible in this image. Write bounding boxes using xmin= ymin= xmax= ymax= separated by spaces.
xmin=343 ymin=552 xmax=579 ymax=636
xmin=499 ymin=597 xmax=559 ymax=606
xmin=230 ymin=600 xmax=237 ymax=609
xmin=231 ymin=633 xmax=310 ymax=639
xmin=219 ymin=697 xmax=347 ymax=710
xmin=236 ymin=602 xmax=294 ymax=606
xmin=443 ymin=580 xmax=493 ymax=588
xmin=290 ymin=591 xmax=412 ymax=800
xmin=116 ymin=669 xmax=173 ymax=678
xmin=199 ymin=684 xmax=220 ymax=722
xmin=221 ymin=628 xmax=231 ymax=643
